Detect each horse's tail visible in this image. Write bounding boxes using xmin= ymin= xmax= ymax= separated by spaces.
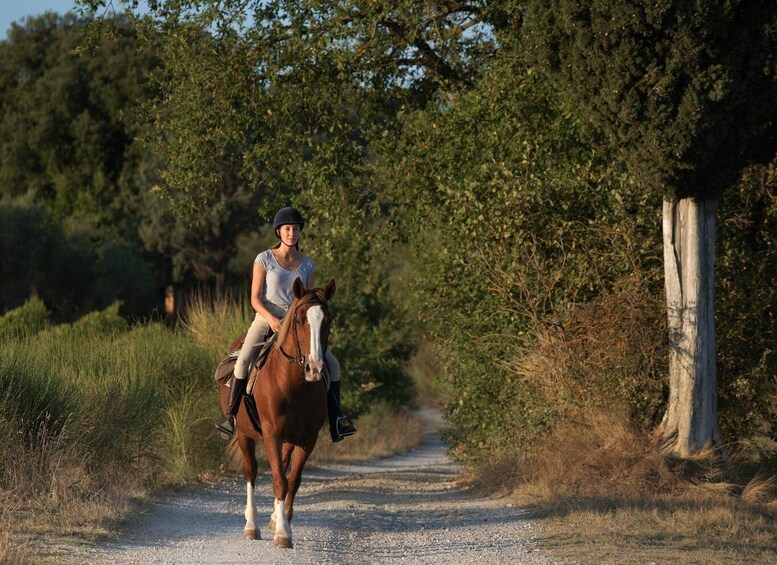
xmin=226 ymin=436 xmax=244 ymax=472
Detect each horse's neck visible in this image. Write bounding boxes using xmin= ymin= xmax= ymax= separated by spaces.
xmin=273 ymin=332 xmax=304 ymax=384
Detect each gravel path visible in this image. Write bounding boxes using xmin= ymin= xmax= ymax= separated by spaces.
xmin=69 ymin=409 xmax=552 ymax=564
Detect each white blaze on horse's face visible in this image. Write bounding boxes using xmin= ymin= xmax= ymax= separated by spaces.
xmin=304 ymin=305 xmax=326 ymax=382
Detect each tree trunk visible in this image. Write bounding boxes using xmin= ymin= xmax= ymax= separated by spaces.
xmin=658 ymin=196 xmax=724 ymax=458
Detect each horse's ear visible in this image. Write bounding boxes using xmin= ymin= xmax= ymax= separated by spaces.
xmin=323 ymin=278 xmax=336 ymax=301
xmin=293 ymin=277 xmax=306 ymax=299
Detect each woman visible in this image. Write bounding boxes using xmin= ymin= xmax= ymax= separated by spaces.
xmin=216 ymin=206 xmax=356 ymax=442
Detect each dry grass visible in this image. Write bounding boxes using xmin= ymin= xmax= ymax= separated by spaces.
xmin=535 ymin=499 xmax=777 ymax=564
xmin=310 ymin=402 xmax=423 ymax=465
xmin=181 ymin=289 xmax=253 ymax=357
xmin=483 ymin=412 xmax=777 ymax=564
xmin=0 ymin=423 xmax=138 ymax=564
xmin=483 ymin=276 xmax=777 ymax=563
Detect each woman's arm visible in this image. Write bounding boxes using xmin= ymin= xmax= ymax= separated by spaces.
xmin=306 ymin=272 xmax=315 ymax=290
xmin=250 ymin=262 xmax=282 ymax=332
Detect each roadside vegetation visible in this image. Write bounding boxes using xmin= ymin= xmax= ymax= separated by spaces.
xmin=2 ymin=2 xmax=777 ymax=563
xmin=0 ymin=296 xmax=422 ymax=563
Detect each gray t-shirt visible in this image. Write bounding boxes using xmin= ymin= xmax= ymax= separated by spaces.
xmin=255 ymin=249 xmax=316 ymax=312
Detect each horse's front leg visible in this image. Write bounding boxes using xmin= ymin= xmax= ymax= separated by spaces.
xmin=269 ymin=443 xmax=296 ymax=533
xmin=263 ymin=432 xmax=293 ymax=548
xmin=237 ymin=434 xmax=260 ymax=540
xmin=285 ymin=442 xmax=314 ymax=524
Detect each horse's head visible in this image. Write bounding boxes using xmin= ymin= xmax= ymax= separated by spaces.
xmin=277 ymin=277 xmax=336 ymax=382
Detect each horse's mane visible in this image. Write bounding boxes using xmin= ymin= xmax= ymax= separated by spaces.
xmin=272 ymin=288 xmax=328 ymax=352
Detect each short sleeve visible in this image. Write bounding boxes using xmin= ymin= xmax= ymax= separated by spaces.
xmin=306 ymin=256 xmax=317 ymax=276
xmin=255 ymin=250 xmax=271 ymax=269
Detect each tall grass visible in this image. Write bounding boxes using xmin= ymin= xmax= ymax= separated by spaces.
xmin=0 ymin=302 xmax=224 ymax=558
xmin=181 ymin=289 xmax=254 ymax=357
xmin=1 ymin=293 xmax=424 ymax=561
xmin=472 ymin=279 xmax=777 ymax=563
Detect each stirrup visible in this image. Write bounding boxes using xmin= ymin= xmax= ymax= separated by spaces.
xmin=215 ymin=417 xmax=235 ymax=438
xmin=335 ymin=415 xmax=356 ymax=438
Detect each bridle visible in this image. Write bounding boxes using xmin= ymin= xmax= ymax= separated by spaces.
xmin=278 ymin=291 xmax=330 ymax=369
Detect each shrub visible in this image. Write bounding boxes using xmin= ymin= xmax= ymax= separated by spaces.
xmin=70 ymin=301 xmax=127 ymax=335
xmin=515 ymin=277 xmax=667 ymax=434
xmin=0 ymin=296 xmax=50 ymax=338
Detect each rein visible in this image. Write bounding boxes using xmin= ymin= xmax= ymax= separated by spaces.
xmin=279 ymin=313 xmax=305 ymax=366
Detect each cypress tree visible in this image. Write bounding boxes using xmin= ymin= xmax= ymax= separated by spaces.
xmin=520 ymin=0 xmax=777 ymax=457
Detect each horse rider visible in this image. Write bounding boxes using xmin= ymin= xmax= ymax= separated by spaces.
xmin=216 ymin=206 xmax=356 ymax=442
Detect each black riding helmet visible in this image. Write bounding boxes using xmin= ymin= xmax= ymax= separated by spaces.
xmin=273 ymin=207 xmax=305 ymax=239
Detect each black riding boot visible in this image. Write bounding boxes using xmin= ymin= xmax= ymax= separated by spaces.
xmin=216 ymin=375 xmax=247 ymax=437
xmin=327 ymin=381 xmax=356 ymax=443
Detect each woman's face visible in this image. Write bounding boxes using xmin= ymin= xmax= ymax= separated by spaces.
xmin=278 ymin=223 xmax=301 ymax=247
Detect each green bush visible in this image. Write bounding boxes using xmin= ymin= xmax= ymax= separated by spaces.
xmin=716 ymin=160 xmax=777 ymax=442
xmin=0 ymin=297 xmax=50 ymax=338
xmin=93 ymin=243 xmax=158 ymax=318
xmin=69 ymin=301 xmax=127 ymax=335
xmin=1 ymin=316 xmax=222 ymax=498
xmin=381 ymin=49 xmax=662 ymax=465
xmin=0 ymin=202 xmax=81 ymax=313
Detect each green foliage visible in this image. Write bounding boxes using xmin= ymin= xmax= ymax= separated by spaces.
xmin=0 ymin=200 xmax=95 ymax=316
xmin=0 ymin=200 xmax=159 ymax=319
xmin=138 ymin=186 xmax=263 ymax=289
xmin=0 ymin=297 xmax=50 ymax=338
xmin=1 ymin=318 xmax=222 ymax=489
xmin=0 ymin=13 xmax=159 ymax=240
xmin=0 ymin=15 xmax=165 ymax=318
xmin=519 ymin=0 xmax=777 ymax=198
xmin=716 ymin=160 xmax=777 ymax=441
xmin=68 ymin=301 xmax=127 ymax=335
xmin=378 ymin=46 xmax=664 ymax=464
xmin=92 ymin=243 xmax=158 ymax=317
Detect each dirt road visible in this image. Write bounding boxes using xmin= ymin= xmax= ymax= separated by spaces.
xmin=69 ymin=409 xmax=551 ymax=564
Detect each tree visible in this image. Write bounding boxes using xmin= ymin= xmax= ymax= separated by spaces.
xmin=74 ymin=0 xmax=463 ymax=409
xmin=0 ymin=13 xmax=159 ymax=242
xmin=519 ymin=0 xmax=777 ymax=457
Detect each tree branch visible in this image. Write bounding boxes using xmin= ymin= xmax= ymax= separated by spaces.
xmin=378 ymin=18 xmax=464 ymax=83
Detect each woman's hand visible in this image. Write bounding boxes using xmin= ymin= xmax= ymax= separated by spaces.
xmin=269 ymin=315 xmax=282 ymax=333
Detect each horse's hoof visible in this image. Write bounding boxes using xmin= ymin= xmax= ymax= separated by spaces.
xmin=243 ymin=528 xmax=259 ymax=540
xmin=273 ymin=536 xmax=293 ymax=549
xmin=268 ymin=517 xmax=276 ymax=532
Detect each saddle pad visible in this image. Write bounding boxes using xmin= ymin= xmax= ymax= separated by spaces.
xmin=213 ymin=348 xmax=241 ymax=385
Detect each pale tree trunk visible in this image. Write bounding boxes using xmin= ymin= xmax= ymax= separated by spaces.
xmin=658 ymin=196 xmax=724 ymax=458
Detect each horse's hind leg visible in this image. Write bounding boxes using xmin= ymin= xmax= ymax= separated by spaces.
xmin=237 ymin=434 xmax=260 ymax=540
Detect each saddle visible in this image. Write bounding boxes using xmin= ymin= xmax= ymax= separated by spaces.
xmin=213 ymin=332 xmax=277 ymax=434
xmin=213 ymin=332 xmax=277 ymax=387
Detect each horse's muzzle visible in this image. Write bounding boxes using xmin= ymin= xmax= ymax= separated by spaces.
xmin=304 ymin=359 xmax=324 ymax=382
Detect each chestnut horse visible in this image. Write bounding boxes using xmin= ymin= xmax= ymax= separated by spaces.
xmin=219 ymin=277 xmax=335 ymax=548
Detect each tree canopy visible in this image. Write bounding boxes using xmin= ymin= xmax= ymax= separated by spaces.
xmin=520 ymin=0 xmax=777 ymax=199
xmin=0 ymin=12 xmax=159 ymax=239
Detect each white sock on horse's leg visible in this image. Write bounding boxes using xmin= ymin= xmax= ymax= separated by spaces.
xmin=244 ymin=481 xmax=257 ymax=539
xmin=272 ymin=498 xmax=292 ymax=547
